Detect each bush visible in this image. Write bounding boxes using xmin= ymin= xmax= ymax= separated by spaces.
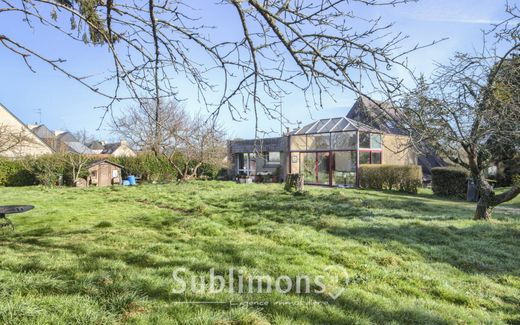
xmin=112 ymin=153 xmax=178 ymax=182
xmin=0 ymin=159 xmax=36 ymax=186
xmin=359 ymin=165 xmax=423 ymax=194
xmin=431 ymin=167 xmax=469 ymax=198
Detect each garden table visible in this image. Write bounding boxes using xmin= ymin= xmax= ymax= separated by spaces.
xmin=0 ymin=205 xmax=34 ymax=230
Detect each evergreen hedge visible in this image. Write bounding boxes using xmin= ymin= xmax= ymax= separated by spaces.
xmin=0 ymin=152 xmax=225 ymax=186
xmin=431 ymin=167 xmax=469 ymax=198
xmin=359 ymin=164 xmax=423 ymax=194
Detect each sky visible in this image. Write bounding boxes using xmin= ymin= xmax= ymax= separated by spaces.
xmin=0 ymin=0 xmax=510 ymax=141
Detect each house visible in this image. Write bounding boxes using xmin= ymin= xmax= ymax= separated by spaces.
xmin=27 ymin=124 xmax=57 ymax=149
xmin=88 ymin=160 xmax=123 ymax=187
xmin=101 ymin=141 xmax=137 ymax=157
xmin=0 ymin=103 xmax=54 ymax=157
xmin=346 ymin=96 xmax=446 ymax=182
xmin=87 ymin=141 xmax=106 ymax=154
xmin=228 ymin=97 xmax=418 ymax=187
xmin=229 ymin=137 xmax=288 ymax=180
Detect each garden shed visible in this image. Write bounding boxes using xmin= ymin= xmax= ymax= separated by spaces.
xmin=88 ymin=160 xmax=123 ymax=187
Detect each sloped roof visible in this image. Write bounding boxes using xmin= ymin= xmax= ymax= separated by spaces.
xmin=87 ymin=141 xmax=105 ymax=150
xmin=66 ymin=141 xmax=94 ymax=154
xmin=289 ymin=116 xmax=381 ymax=135
xmin=101 ymin=142 xmax=122 ymax=154
xmin=88 ymin=159 xmax=124 ymax=169
xmin=346 ymin=96 xmax=404 ymax=135
xmin=28 ymin=124 xmax=56 ymax=139
xmin=56 ymin=131 xmax=78 ymax=143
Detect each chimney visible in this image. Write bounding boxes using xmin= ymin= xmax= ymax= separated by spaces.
xmin=120 ymin=140 xmax=128 ymax=146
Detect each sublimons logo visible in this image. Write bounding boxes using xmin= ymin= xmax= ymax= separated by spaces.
xmin=172 ymin=265 xmax=349 ymax=300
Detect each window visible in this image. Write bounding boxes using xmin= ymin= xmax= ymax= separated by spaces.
xmin=359 ymin=132 xmax=371 ymax=148
xmin=371 ymin=152 xmax=382 ymax=164
xmin=290 ymin=135 xmax=306 ymax=150
xmin=359 ymin=151 xmax=371 ymax=164
xmin=331 ymin=132 xmax=356 ymax=150
xmin=307 ymin=134 xmax=330 ymax=150
xmin=360 ymin=132 xmax=382 ymax=149
xmin=266 ymin=152 xmax=281 ymax=164
xmin=370 ymin=134 xmax=382 ymax=149
xmin=237 ymin=153 xmax=257 ymax=175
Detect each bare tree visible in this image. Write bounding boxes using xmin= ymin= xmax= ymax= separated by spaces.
xmin=1 ymin=0 xmax=435 ymax=136
xmin=164 ymin=115 xmax=227 ymax=181
xmin=112 ymin=100 xmax=226 ymax=181
xmin=0 ymin=124 xmax=37 ymax=156
xmin=62 ymin=152 xmax=91 ymax=185
xmin=391 ymin=6 xmax=520 ymax=220
xmin=72 ymin=129 xmax=96 ymax=146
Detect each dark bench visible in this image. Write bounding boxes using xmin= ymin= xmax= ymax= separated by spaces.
xmin=0 ymin=205 xmax=34 ymax=230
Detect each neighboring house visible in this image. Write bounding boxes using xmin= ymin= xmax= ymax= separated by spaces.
xmin=0 ymin=103 xmax=54 ymax=157
xmin=228 ymin=97 xmax=418 ymax=187
xmin=101 ymin=141 xmax=137 ymax=157
xmin=63 ymin=141 xmax=95 ymax=154
xmin=87 ymin=141 xmax=106 ymax=154
xmin=27 ymin=124 xmax=57 ymax=149
xmin=54 ymin=131 xmax=79 ymax=152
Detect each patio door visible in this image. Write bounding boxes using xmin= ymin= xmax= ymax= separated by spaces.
xmin=317 ymin=152 xmax=330 ymax=185
xmin=299 ymin=152 xmax=331 ymax=185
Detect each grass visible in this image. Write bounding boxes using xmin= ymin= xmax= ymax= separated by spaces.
xmin=0 ymin=181 xmax=519 ymax=324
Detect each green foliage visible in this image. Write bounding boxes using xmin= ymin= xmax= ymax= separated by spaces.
xmin=27 ymin=155 xmax=67 ymax=187
xmin=112 ymin=153 xmax=178 ymax=182
xmin=0 ymin=159 xmax=36 ymax=186
xmin=112 ymin=152 xmax=224 ymax=182
xmin=431 ymin=167 xmax=470 ymax=198
xmin=0 ymin=152 xmax=225 ymax=187
xmin=359 ymin=164 xmax=423 ymax=194
xmin=496 ymin=156 xmax=520 ymax=186
xmin=512 ymin=174 xmax=520 ymax=187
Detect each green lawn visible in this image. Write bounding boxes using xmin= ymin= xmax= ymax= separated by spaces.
xmin=0 ymin=182 xmax=519 ymax=324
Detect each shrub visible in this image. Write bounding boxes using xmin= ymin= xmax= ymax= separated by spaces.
xmin=431 ymin=167 xmax=469 ymax=198
xmin=27 ymin=154 xmax=67 ymax=187
xmin=0 ymin=159 xmax=36 ymax=186
xmin=112 ymin=153 xmax=178 ymax=182
xmin=359 ymin=165 xmax=423 ymax=194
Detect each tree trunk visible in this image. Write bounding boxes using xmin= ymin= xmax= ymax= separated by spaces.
xmin=474 ymin=197 xmax=494 ymax=220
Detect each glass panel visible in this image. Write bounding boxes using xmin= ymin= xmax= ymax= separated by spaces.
xmin=332 ymin=151 xmax=357 ymax=187
xmin=359 ymin=151 xmax=371 ymax=164
xmin=290 ymin=153 xmax=300 ymax=173
xmin=370 ymin=134 xmax=382 ymax=149
xmin=301 ymin=153 xmax=316 ymax=183
xmin=359 ymin=132 xmax=371 ymax=149
xmin=317 ymin=152 xmax=330 ymax=185
xmin=330 ymin=118 xmax=350 ymax=132
xmin=267 ymin=152 xmax=281 ymax=164
xmin=371 ymin=152 xmax=382 ymax=164
xmin=307 ymin=134 xmax=330 ymax=150
xmin=249 ymin=153 xmax=256 ymax=174
xmin=331 ymin=132 xmax=356 ymax=150
xmin=290 ymin=135 xmax=306 ymax=150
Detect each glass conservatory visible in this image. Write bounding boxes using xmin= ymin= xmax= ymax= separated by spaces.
xmin=288 ymin=117 xmax=383 ymax=187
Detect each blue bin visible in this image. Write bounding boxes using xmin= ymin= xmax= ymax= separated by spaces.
xmin=128 ymin=175 xmax=137 ymax=186
xmin=122 ymin=180 xmax=131 ymax=186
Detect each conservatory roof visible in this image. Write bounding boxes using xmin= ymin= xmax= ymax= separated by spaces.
xmin=289 ymin=117 xmax=382 ymax=135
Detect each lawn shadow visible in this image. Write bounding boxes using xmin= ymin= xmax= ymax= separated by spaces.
xmin=327 ymin=222 xmax=520 ymax=276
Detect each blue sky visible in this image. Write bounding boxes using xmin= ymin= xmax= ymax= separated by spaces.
xmin=0 ymin=0 xmax=509 ymax=140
